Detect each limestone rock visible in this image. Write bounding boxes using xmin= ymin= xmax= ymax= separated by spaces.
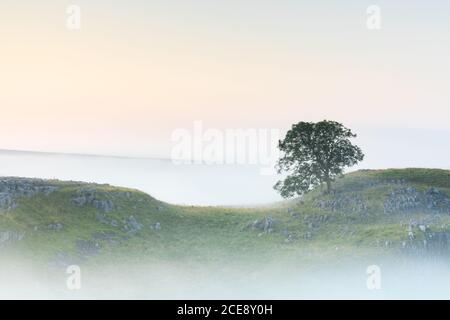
xmin=47 ymin=222 xmax=64 ymax=231
xmin=0 ymin=230 xmax=25 ymax=245
xmin=72 ymin=188 xmax=115 ymax=212
xmin=123 ymin=215 xmax=143 ymax=234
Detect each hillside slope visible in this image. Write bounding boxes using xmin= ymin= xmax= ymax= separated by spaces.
xmin=1 ymin=168 xmax=450 ymax=269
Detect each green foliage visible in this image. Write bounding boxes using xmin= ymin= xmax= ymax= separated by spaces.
xmin=1 ymin=168 xmax=450 ymax=267
xmin=274 ymin=120 xmax=364 ymax=197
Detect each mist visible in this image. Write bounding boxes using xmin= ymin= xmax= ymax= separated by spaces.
xmin=2 ymin=254 xmax=450 ymax=299
xmin=0 ymin=150 xmax=281 ymax=206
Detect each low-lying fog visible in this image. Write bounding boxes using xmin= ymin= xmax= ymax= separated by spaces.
xmin=2 ymin=147 xmax=450 ymax=299
xmin=2 ymin=257 xmax=450 ymax=299
xmin=0 ymin=150 xmax=281 ymax=206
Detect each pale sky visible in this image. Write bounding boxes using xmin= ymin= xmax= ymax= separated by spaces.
xmin=1 ymin=1 xmax=449 ymax=168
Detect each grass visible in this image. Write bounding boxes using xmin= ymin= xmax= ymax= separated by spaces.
xmin=1 ymin=168 xmax=449 ymax=267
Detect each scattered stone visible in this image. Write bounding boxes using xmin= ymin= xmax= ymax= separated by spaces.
xmin=287 ymin=208 xmax=300 ymax=218
xmin=72 ymin=188 xmax=95 ymax=206
xmin=72 ymin=188 xmax=115 ymax=212
xmin=0 ymin=230 xmax=25 ymax=244
xmin=0 ymin=193 xmax=16 ymax=212
xmin=76 ymin=239 xmax=100 ymax=257
xmin=92 ymin=231 xmax=120 ymax=245
xmin=384 ymin=186 xmax=450 ymax=214
xmin=0 ymin=178 xmax=58 ymax=197
xmin=282 ymin=229 xmax=297 ymax=243
xmin=47 ymin=222 xmax=64 ymax=231
xmin=123 ymin=215 xmax=143 ymax=234
xmin=150 ymin=222 xmax=161 ymax=230
xmin=0 ymin=178 xmax=58 ymax=212
xmin=426 ymin=232 xmax=450 ymax=253
xmin=93 ymin=199 xmax=115 ymax=212
xmin=95 ymin=213 xmax=119 ymax=227
xmin=248 ymin=216 xmax=276 ymax=234
xmin=314 ymin=193 xmax=367 ymax=213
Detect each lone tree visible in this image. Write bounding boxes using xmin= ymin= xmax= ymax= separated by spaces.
xmin=274 ymin=120 xmax=364 ymax=197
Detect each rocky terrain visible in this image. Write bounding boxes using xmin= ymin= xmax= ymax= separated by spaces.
xmin=0 ymin=177 xmax=58 ymax=212
xmin=1 ymin=168 xmax=450 ymax=268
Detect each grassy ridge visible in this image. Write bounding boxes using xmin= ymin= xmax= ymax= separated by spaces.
xmin=1 ymin=168 xmax=450 ymax=267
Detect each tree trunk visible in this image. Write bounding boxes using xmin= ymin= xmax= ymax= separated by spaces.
xmin=325 ymin=178 xmax=332 ymax=194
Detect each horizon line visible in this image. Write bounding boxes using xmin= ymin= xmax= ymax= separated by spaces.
xmin=0 ymin=148 xmax=170 ymax=162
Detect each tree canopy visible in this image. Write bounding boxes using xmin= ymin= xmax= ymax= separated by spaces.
xmin=274 ymin=120 xmax=364 ymax=198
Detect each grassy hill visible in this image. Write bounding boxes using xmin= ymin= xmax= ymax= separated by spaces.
xmin=1 ymin=168 xmax=450 ymax=270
